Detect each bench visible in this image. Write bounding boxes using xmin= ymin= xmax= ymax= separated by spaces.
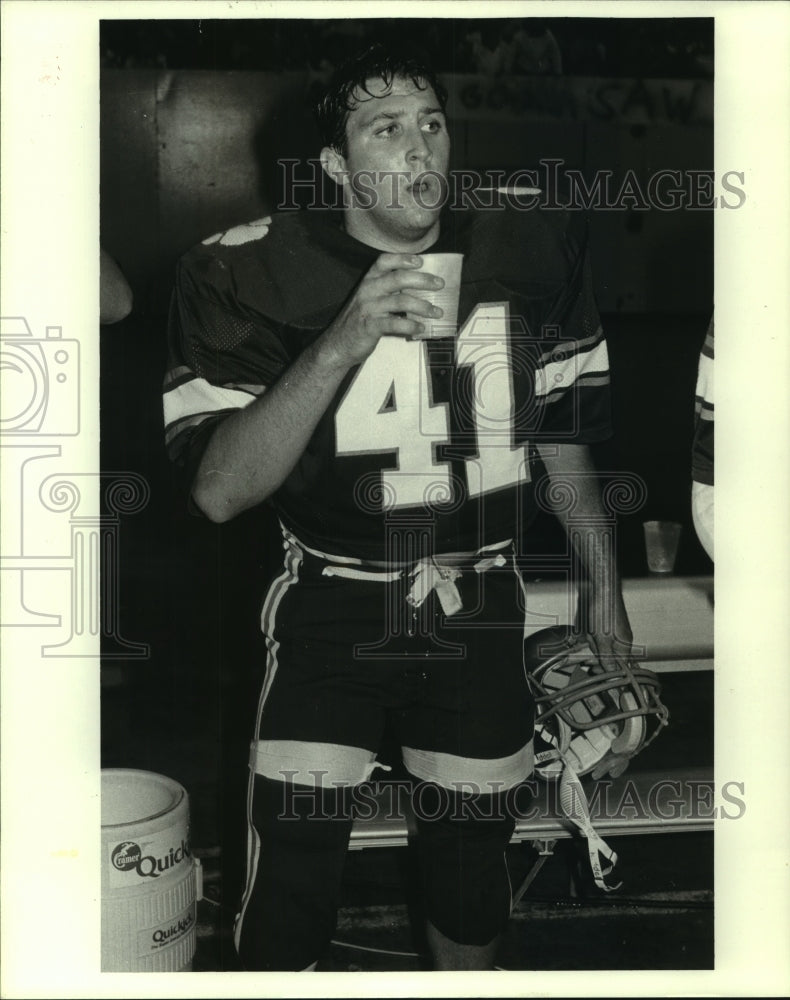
xmin=521 ymin=573 xmax=714 ymax=669
xmin=348 ymin=575 xmax=714 ymax=900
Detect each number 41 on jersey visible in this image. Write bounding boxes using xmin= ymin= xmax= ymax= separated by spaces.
xmin=335 ymin=303 xmax=532 ymax=509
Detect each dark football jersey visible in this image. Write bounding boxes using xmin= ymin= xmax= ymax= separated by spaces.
xmin=164 ymin=205 xmax=612 ymax=560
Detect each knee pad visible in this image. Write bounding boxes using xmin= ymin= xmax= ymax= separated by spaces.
xmin=412 ymin=783 xmax=516 ymax=946
xmin=234 ymin=775 xmax=354 ymax=970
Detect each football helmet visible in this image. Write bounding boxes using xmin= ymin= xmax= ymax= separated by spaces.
xmin=525 ymin=626 xmax=669 ymax=781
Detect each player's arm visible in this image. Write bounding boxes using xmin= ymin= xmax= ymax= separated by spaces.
xmin=535 ymin=441 xmax=633 ymax=667
xmin=191 ymin=252 xmax=445 ymax=523
xmin=100 ymin=247 xmax=133 ymax=324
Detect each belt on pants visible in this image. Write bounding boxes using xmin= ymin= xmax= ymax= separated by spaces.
xmin=280 ymin=525 xmax=512 ymax=617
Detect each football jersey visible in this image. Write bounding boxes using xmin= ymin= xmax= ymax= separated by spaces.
xmin=691 ymin=318 xmax=714 ymax=487
xmin=163 ymin=205 xmax=612 ymax=560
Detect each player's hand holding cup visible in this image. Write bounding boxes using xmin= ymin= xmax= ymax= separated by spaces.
xmin=322 ymin=252 xmax=453 ymax=367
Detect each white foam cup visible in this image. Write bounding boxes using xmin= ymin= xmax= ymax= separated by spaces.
xmin=412 ymin=253 xmax=464 ymax=339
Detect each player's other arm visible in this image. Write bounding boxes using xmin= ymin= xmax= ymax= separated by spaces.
xmin=535 ymin=441 xmax=633 ymax=666
xmin=191 ymin=253 xmax=445 ymax=523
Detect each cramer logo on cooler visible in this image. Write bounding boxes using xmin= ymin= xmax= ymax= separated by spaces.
xmin=111 ymin=841 xmax=143 ymax=871
xmin=111 ymin=838 xmax=191 ymax=879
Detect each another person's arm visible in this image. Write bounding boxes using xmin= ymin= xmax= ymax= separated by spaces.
xmin=100 ymin=247 xmax=133 ymax=324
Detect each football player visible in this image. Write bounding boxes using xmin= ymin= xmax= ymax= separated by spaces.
xmin=691 ymin=317 xmax=714 ymax=560
xmin=164 ymin=43 xmax=634 ymax=971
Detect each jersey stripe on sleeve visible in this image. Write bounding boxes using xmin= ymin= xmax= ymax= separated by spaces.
xmin=535 ymin=330 xmax=610 ymax=405
xmin=163 ymin=367 xmax=264 ymax=458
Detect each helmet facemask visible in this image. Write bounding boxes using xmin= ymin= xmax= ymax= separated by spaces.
xmin=527 ymin=630 xmax=669 ymax=781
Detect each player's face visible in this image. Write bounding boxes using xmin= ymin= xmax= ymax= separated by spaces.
xmin=329 ymin=76 xmax=450 ymax=251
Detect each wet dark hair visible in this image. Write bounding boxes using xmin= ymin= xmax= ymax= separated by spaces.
xmin=314 ymin=43 xmax=448 ymax=158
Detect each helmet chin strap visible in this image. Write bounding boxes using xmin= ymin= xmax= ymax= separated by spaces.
xmin=533 ymin=723 xmax=622 ymax=891
xmin=558 ymin=760 xmax=622 ymax=893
